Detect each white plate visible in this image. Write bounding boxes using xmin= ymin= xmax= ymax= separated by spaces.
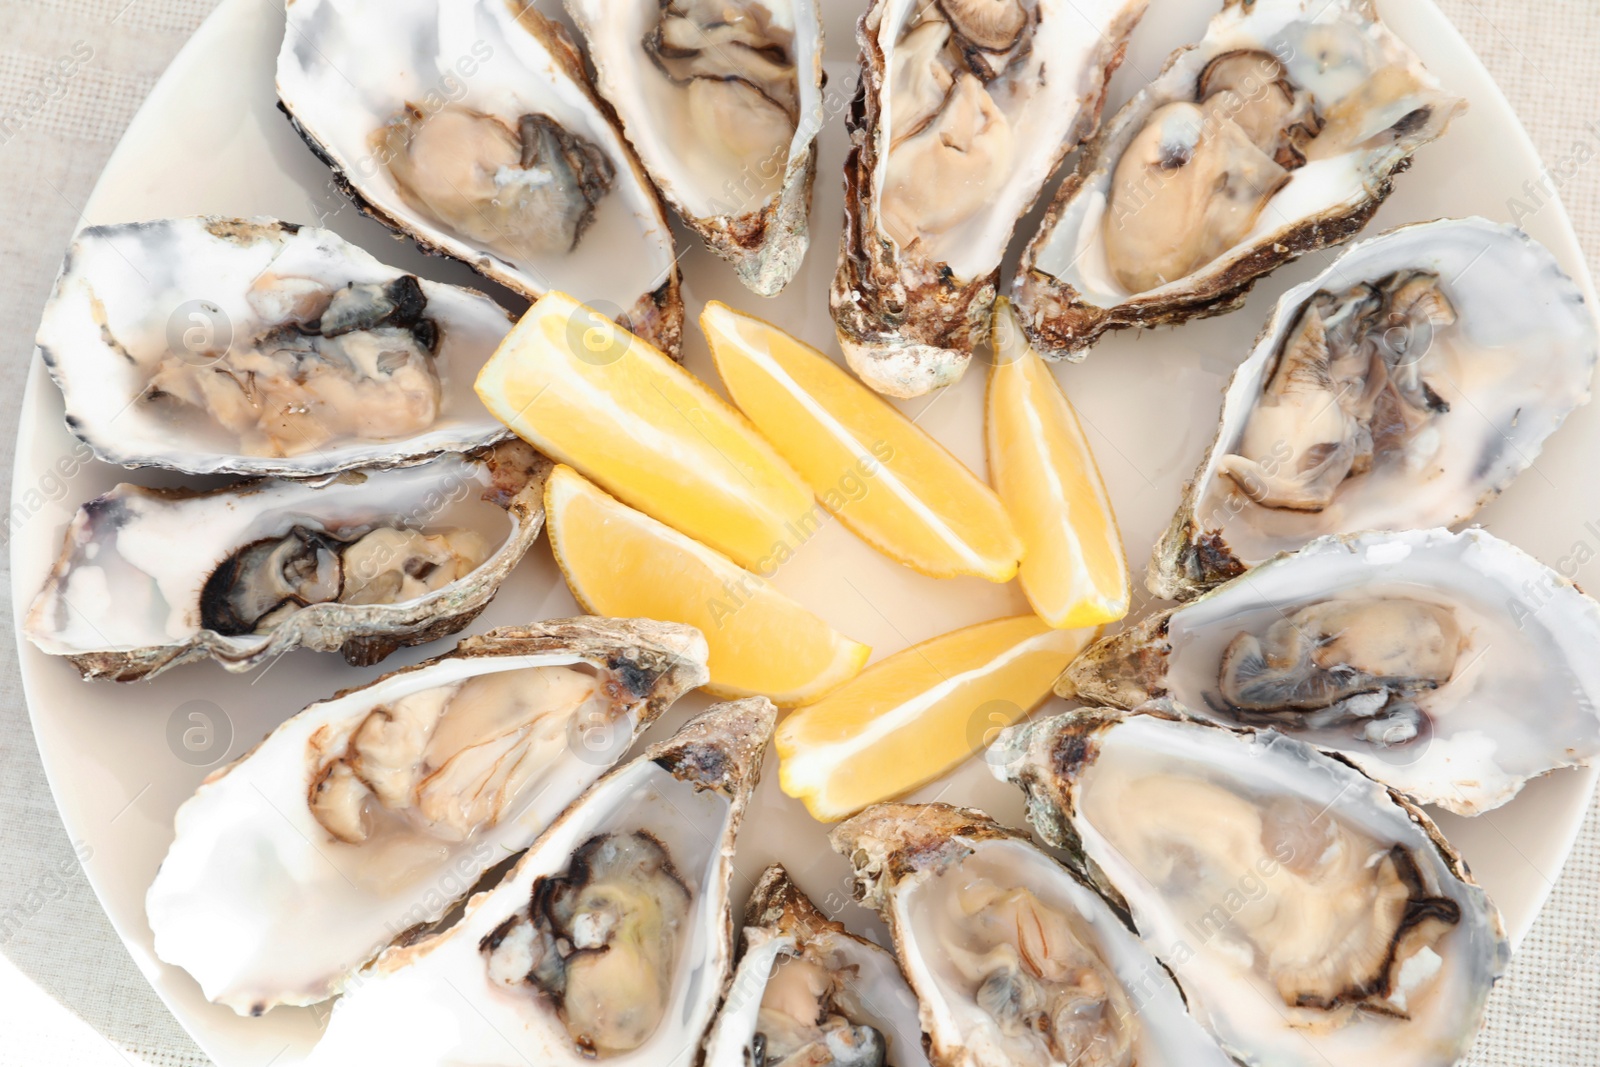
xmin=10 ymin=0 xmax=1597 ymax=1062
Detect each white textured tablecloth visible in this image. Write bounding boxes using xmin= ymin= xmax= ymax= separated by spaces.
xmin=1 ymin=0 xmax=1597 ymax=1063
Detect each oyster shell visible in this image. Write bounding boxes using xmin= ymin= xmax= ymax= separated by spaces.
xmin=994 ymin=708 xmax=1509 ymax=1067
xmin=35 ymin=217 xmax=517 ymax=477
xmin=25 ymin=442 xmax=550 ymax=681
xmin=304 ymin=696 xmax=775 ymax=1066
xmin=277 ymin=0 xmax=684 ymax=354
xmin=564 ymin=0 xmax=826 ymax=295
xmin=830 ymin=0 xmax=1148 ymax=397
xmin=702 ymin=863 xmax=929 ymax=1067
xmin=830 ymin=803 xmax=1235 ymax=1067
xmin=1014 ymin=0 xmax=1466 ymax=355
xmin=1150 ymin=218 xmax=1596 ymax=599
xmin=145 ymin=617 xmax=708 ymax=1014
xmin=1062 ymin=528 xmax=1600 ymax=816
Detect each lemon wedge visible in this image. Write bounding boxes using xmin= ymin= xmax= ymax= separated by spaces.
xmin=987 ymin=300 xmax=1129 ymax=628
xmin=544 ymin=465 xmax=870 ymax=706
xmin=701 ymin=301 xmax=1023 ymax=582
xmin=476 ymin=292 xmax=814 ymax=571
xmin=777 ymin=615 xmax=1094 ymax=820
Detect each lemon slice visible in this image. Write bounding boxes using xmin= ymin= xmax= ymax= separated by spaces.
xmin=545 ymin=465 xmax=870 ymax=706
xmin=777 ymin=615 xmax=1094 ymax=820
xmin=987 ymin=300 xmax=1129 ymax=628
xmin=701 ymin=301 xmax=1023 ymax=582
xmin=476 ymin=292 xmax=814 ymax=571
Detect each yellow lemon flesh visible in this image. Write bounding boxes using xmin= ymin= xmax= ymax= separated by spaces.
xmin=987 ymin=299 xmax=1129 ymax=628
xmin=476 ymin=292 xmax=813 ymax=571
xmin=777 ymin=615 xmax=1095 ymax=820
xmin=544 ymin=465 xmax=870 ymax=707
xmin=702 ymin=301 xmax=1023 ymax=582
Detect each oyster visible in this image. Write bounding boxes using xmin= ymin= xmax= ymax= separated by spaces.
xmin=702 ymin=863 xmax=929 ymax=1067
xmin=1014 ymin=0 xmax=1467 ymax=355
xmin=565 ymin=0 xmax=825 ymax=295
xmin=994 ymin=708 xmax=1509 ymax=1067
xmin=278 ymin=0 xmax=684 ymax=354
xmin=1150 ymin=218 xmax=1596 ymax=599
xmin=830 ymin=803 xmax=1234 ymax=1067
xmin=1062 ymin=528 xmax=1600 ymax=816
xmin=25 ymin=443 xmax=549 ymax=681
xmin=35 ymin=218 xmax=516 ymax=477
xmin=305 ymin=697 xmax=775 ymax=1065
xmin=830 ymin=0 xmax=1148 ymax=396
xmin=145 ymin=617 xmax=708 ymax=1014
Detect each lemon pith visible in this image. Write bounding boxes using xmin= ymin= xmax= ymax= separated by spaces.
xmin=702 ymin=301 xmax=1023 ymax=582
xmin=544 ymin=464 xmax=870 ymax=706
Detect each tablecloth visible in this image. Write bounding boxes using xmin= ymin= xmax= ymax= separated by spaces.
xmin=1 ymin=0 xmax=1597 ymax=1063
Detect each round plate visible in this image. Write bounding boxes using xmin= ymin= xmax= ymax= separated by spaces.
xmin=11 ymin=0 xmax=1597 ymax=1062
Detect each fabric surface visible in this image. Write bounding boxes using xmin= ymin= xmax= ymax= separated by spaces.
xmin=1 ymin=0 xmax=1598 ymax=1064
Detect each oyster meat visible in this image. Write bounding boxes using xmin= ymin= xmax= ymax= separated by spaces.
xmin=831 ymin=0 xmax=1148 ymax=396
xmin=1063 ymin=529 xmax=1600 ymax=815
xmin=1151 ymin=218 xmax=1596 ymax=598
xmin=994 ymin=709 xmax=1509 ymax=1067
xmin=1014 ymin=0 xmax=1467 ymax=355
xmin=702 ymin=863 xmax=929 ymax=1067
xmin=278 ymin=0 xmax=684 ymax=354
xmin=145 ymin=618 xmax=708 ymax=1013
xmin=35 ymin=217 xmax=516 ymax=477
xmin=305 ymin=697 xmax=775 ymax=1065
xmin=830 ymin=803 xmax=1234 ymax=1067
xmin=565 ymin=0 xmax=825 ymax=295
xmin=25 ymin=442 xmax=550 ymax=680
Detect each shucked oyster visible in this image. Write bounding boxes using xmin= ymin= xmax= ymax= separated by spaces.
xmin=1013 ymin=0 xmax=1466 ymax=355
xmin=1151 ymin=218 xmax=1596 ymax=599
xmin=35 ymin=218 xmax=515 ymax=477
xmin=1063 ymin=529 xmax=1600 ymax=815
xmin=565 ymin=0 xmax=825 ymax=295
xmin=830 ymin=803 xmax=1234 ymax=1067
xmin=278 ymin=0 xmax=684 ymax=354
xmin=305 ymin=697 xmax=775 ymax=1066
xmin=146 ymin=617 xmax=708 ymax=1014
xmin=994 ymin=709 xmax=1509 ymax=1067
xmin=702 ymin=864 xmax=929 ymax=1067
xmin=25 ymin=443 xmax=549 ymax=681
xmin=831 ymin=0 xmax=1147 ymax=396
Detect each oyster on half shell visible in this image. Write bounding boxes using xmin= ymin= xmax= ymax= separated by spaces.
xmin=25 ymin=443 xmax=549 ymax=681
xmin=145 ymin=617 xmax=708 ymax=1014
xmin=994 ymin=709 xmax=1509 ymax=1067
xmin=1063 ymin=529 xmax=1600 ymax=816
xmin=1014 ymin=0 xmax=1466 ymax=356
xmin=564 ymin=0 xmax=826 ymax=295
xmin=830 ymin=803 xmax=1235 ymax=1067
xmin=702 ymin=863 xmax=930 ymax=1067
xmin=305 ymin=697 xmax=775 ymax=1066
xmin=278 ymin=0 xmax=685 ymax=354
xmin=36 ymin=218 xmax=516 ymax=478
xmin=1150 ymin=218 xmax=1596 ymax=599
xmin=831 ymin=0 xmax=1148 ymax=397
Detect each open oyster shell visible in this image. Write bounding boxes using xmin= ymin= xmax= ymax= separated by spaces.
xmin=1062 ymin=528 xmax=1600 ymax=816
xmin=305 ymin=696 xmax=775 ymax=1066
xmin=994 ymin=708 xmax=1509 ymax=1067
xmin=830 ymin=0 xmax=1148 ymax=397
xmin=702 ymin=863 xmax=929 ymax=1067
xmin=1014 ymin=0 xmax=1466 ymax=356
xmin=278 ymin=0 xmax=684 ymax=354
xmin=25 ymin=442 xmax=550 ymax=681
xmin=830 ymin=803 xmax=1234 ymax=1067
xmin=145 ymin=617 xmax=708 ymax=1014
xmin=564 ymin=0 xmax=825 ymax=296
xmin=1150 ymin=218 xmax=1596 ymax=599
xmin=36 ymin=217 xmax=516 ymax=478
